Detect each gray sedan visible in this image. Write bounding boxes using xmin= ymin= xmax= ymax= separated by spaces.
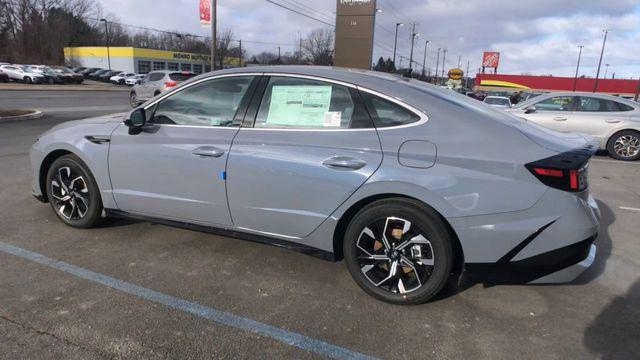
xmin=30 ymin=66 xmax=600 ymax=304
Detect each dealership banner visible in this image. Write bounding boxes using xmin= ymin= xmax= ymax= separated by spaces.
xmin=482 ymin=52 xmax=500 ymax=68
xmin=199 ymin=0 xmax=211 ymax=27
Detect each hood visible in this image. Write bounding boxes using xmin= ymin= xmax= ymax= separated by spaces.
xmin=41 ymin=113 xmax=126 ymax=136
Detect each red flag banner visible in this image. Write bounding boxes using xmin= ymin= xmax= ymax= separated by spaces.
xmin=199 ymin=0 xmax=211 ymax=27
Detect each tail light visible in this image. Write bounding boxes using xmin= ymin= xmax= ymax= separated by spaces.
xmin=164 ymin=80 xmax=177 ymax=88
xmin=526 ymin=150 xmax=591 ymax=192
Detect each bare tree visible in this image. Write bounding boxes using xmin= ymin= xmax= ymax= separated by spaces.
xmin=302 ymin=28 xmax=333 ymax=66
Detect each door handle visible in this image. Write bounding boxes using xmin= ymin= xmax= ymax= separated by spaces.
xmin=605 ymin=118 xmax=621 ymax=123
xmin=192 ymin=146 xmax=225 ymax=158
xmin=322 ymin=156 xmax=366 ymax=170
xmin=553 ymin=117 xmax=567 ymax=121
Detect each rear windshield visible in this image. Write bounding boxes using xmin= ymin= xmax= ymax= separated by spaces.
xmin=485 ymin=97 xmax=510 ymax=105
xmin=169 ymin=72 xmax=196 ymax=81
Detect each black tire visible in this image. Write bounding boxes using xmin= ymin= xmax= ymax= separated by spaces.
xmin=45 ymin=154 xmax=103 ymax=228
xmin=119 ymin=79 xmax=125 ymax=85
xmin=607 ymin=130 xmax=640 ymax=161
xmin=343 ymin=198 xmax=453 ymax=305
xmin=129 ymin=92 xmax=138 ymax=107
xmin=24 ymin=76 xmax=32 ymax=84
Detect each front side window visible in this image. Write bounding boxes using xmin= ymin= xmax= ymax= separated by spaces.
xmin=534 ymin=96 xmax=575 ymax=111
xmin=254 ymin=77 xmax=371 ymax=129
xmin=361 ymin=92 xmax=421 ymax=128
xmin=150 ymin=76 xmax=254 ymax=127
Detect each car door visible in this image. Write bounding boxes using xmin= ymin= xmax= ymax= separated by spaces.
xmin=226 ymin=75 xmax=383 ymax=238
xmin=138 ymin=72 xmax=159 ymax=99
xmin=568 ymin=96 xmax=632 ymax=138
xmin=523 ymin=95 xmax=577 ymax=132
xmin=108 ymin=75 xmax=258 ymax=226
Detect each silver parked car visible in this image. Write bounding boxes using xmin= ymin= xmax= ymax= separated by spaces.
xmin=30 ymin=66 xmax=600 ymax=304
xmin=510 ymin=92 xmax=640 ymax=161
xmin=129 ymin=70 xmax=196 ymax=106
xmin=0 ymin=64 xmax=45 ymax=83
xmin=483 ymin=95 xmax=512 ymax=108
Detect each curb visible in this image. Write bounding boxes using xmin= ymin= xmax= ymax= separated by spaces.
xmin=0 ymin=109 xmax=44 ymax=123
xmin=0 ymin=85 xmax=130 ymax=92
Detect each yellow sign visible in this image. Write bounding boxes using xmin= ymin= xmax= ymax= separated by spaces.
xmin=448 ymin=68 xmax=464 ymax=80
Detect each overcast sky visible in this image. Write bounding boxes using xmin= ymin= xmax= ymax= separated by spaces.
xmin=100 ymin=0 xmax=640 ymax=78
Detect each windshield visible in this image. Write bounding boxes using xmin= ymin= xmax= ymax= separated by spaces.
xmin=169 ymin=72 xmax=196 ymax=81
xmin=484 ymin=97 xmax=510 ymax=106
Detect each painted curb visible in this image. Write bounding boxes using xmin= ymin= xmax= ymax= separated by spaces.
xmin=0 ymin=109 xmax=43 ymax=123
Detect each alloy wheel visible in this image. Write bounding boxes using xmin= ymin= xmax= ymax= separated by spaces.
xmin=356 ymin=217 xmax=435 ymax=294
xmin=50 ymin=166 xmax=90 ymax=220
xmin=129 ymin=92 xmax=138 ymax=107
xmin=613 ymin=135 xmax=640 ymax=158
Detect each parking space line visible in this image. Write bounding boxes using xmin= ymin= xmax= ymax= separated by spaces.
xmin=0 ymin=241 xmax=377 ymax=360
xmin=619 ymin=206 xmax=640 ymax=212
xmin=590 ymin=158 xmax=640 ymax=165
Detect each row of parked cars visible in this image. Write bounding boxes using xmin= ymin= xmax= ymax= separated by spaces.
xmin=0 ymin=63 xmax=147 ymax=86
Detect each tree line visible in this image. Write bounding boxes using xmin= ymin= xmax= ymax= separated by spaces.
xmin=0 ymin=0 xmax=334 ymax=67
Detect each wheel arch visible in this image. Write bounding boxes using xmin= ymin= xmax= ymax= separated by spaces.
xmin=38 ymin=149 xmax=75 ymax=202
xmin=332 ymin=193 xmax=465 ymax=274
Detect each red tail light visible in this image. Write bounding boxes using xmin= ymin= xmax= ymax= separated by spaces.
xmin=164 ymin=80 xmax=177 ymax=87
xmin=526 ymin=150 xmax=591 ymax=193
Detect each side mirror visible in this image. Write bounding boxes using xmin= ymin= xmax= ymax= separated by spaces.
xmin=124 ymin=108 xmax=146 ymax=134
xmin=524 ymin=106 xmax=536 ymax=114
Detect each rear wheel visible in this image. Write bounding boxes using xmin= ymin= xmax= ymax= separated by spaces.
xmin=343 ymin=198 xmax=453 ymax=304
xmin=129 ymin=92 xmax=138 ymax=107
xmin=45 ymin=154 xmax=103 ymax=228
xmin=607 ymin=130 xmax=640 ymax=161
xmin=24 ymin=76 xmax=32 ymax=84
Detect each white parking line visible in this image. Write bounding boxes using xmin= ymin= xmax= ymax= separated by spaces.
xmin=591 ymin=158 xmax=640 ymax=165
xmin=619 ymin=206 xmax=640 ymax=212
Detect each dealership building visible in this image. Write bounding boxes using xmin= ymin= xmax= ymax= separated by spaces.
xmin=63 ymin=47 xmax=212 ymax=74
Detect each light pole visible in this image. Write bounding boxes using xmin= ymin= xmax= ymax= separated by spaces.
xmin=408 ymin=24 xmax=419 ymax=77
xmin=392 ymin=23 xmax=404 ymax=69
xmin=211 ymin=0 xmax=217 ymax=70
xmin=434 ymin=47 xmax=441 ymax=84
xmin=441 ymin=48 xmax=447 ymax=85
xmin=237 ymin=40 xmax=242 ymax=67
xmin=604 ymin=64 xmax=610 ymax=79
xmin=99 ymin=19 xmax=111 ymax=70
xmin=421 ymin=40 xmax=430 ymax=77
xmin=593 ymin=29 xmax=609 ymax=92
xmin=572 ymin=45 xmax=584 ymax=91
xmin=277 ymin=46 xmax=281 ymax=64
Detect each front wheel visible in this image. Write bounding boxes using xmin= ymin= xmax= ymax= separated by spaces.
xmin=24 ymin=76 xmax=32 ymax=84
xmin=129 ymin=92 xmax=138 ymax=107
xmin=343 ymin=198 xmax=453 ymax=305
xmin=607 ymin=130 xmax=640 ymax=161
xmin=46 ymin=154 xmax=103 ymax=228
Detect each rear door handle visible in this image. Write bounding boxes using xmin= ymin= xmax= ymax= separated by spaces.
xmin=322 ymin=156 xmax=366 ymax=170
xmin=553 ymin=117 xmax=567 ymax=121
xmin=605 ymin=118 xmax=621 ymax=123
xmin=192 ymin=146 xmax=225 ymax=158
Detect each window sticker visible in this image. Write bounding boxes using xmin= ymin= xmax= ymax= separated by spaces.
xmin=266 ymin=85 xmax=333 ymax=127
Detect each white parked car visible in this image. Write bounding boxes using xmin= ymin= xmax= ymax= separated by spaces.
xmin=510 ymin=92 xmax=640 ymax=161
xmin=483 ymin=96 xmax=512 ymax=108
xmin=0 ymin=64 xmax=45 ymax=83
xmin=124 ymin=74 xmax=146 ymax=86
xmin=110 ymin=72 xmax=136 ymax=85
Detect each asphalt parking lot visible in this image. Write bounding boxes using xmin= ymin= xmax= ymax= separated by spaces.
xmin=0 ymin=90 xmax=639 ymax=359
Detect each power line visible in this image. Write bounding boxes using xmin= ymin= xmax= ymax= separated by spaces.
xmin=264 ymin=0 xmax=335 ymax=27
xmin=281 ymin=0 xmax=334 ymax=23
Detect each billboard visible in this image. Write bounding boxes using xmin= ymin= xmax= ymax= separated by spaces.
xmin=482 ymin=52 xmax=500 ymax=68
xmin=199 ymin=0 xmax=211 ymax=27
xmin=334 ymin=0 xmax=377 ymax=69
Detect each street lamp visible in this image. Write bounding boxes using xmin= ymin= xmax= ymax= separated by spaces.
xmin=572 ymin=45 xmax=584 ymax=91
xmin=604 ymin=64 xmax=610 ymax=79
xmin=99 ymin=18 xmax=111 ymax=70
xmin=434 ymin=47 xmax=441 ymax=84
xmin=421 ymin=40 xmax=430 ymax=78
xmin=593 ymin=29 xmax=610 ymax=92
xmin=392 ymin=23 xmax=404 ymax=69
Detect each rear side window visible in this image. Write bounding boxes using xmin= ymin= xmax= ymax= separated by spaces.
xmin=360 ymin=91 xmax=420 ymax=128
xmin=169 ymin=72 xmax=196 ymax=81
xmin=254 ymin=77 xmax=372 ymax=129
xmin=617 ymin=102 xmax=635 ymax=111
xmin=146 ymin=73 xmax=164 ymax=82
xmin=577 ymin=97 xmax=623 ymax=112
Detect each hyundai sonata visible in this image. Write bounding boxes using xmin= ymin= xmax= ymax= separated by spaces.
xmin=31 ymin=66 xmax=600 ymax=304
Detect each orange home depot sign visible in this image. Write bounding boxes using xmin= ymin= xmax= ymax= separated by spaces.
xmin=482 ymin=52 xmax=500 ymax=68
xmin=199 ymin=0 xmax=211 ymax=26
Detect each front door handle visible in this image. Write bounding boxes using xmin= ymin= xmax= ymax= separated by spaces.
xmin=192 ymin=146 xmax=225 ymax=158
xmin=322 ymin=156 xmax=366 ymax=170
xmin=553 ymin=117 xmax=567 ymax=121
xmin=605 ymin=118 xmax=621 ymax=123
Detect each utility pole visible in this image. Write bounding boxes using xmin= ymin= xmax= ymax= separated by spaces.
xmin=434 ymin=47 xmax=441 ymax=84
xmin=465 ymin=60 xmax=470 ymax=88
xmin=298 ymin=33 xmax=302 ymax=64
xmin=421 ymin=40 xmax=429 ymax=78
xmin=441 ymin=48 xmax=447 ymax=85
xmin=572 ymin=45 xmax=584 ymax=91
xmin=238 ymin=40 xmax=242 ymax=67
xmin=100 ymin=19 xmax=111 ymax=70
xmin=211 ymin=0 xmax=217 ymax=70
xmin=593 ymin=29 xmax=609 ymax=92
xmin=277 ymin=46 xmax=281 ymax=63
xmin=604 ymin=64 xmax=610 ymax=79
xmin=392 ymin=23 xmax=403 ymax=68
xmin=408 ymin=24 xmax=419 ymax=77
xmin=457 ymin=55 xmax=461 ymax=68
xmin=634 ymin=78 xmax=640 ymax=102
